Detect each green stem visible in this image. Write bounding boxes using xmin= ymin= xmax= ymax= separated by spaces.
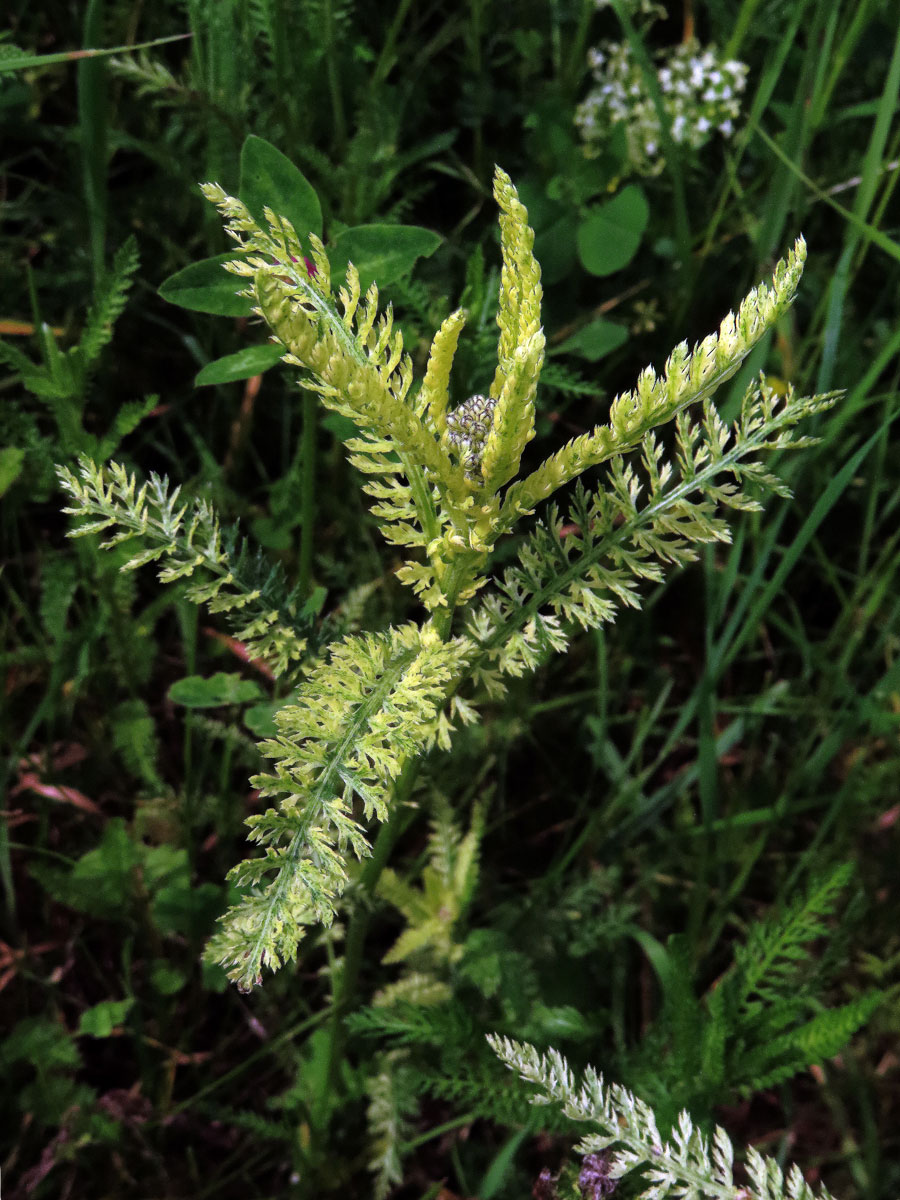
xmin=373 ymin=0 xmax=416 ymax=85
xmin=299 ymin=391 xmax=317 ymax=597
xmin=432 ymin=553 xmax=477 ymax=640
xmin=316 ymin=761 xmax=421 ymax=1125
xmin=323 ymin=0 xmax=347 ymax=157
xmin=78 ymin=0 xmax=108 ymax=293
xmin=398 ymin=451 xmax=441 ymax=548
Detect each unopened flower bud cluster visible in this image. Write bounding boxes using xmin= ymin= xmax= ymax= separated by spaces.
xmin=445 ymin=393 xmax=497 ymax=481
xmin=576 ymin=37 xmax=748 ymax=176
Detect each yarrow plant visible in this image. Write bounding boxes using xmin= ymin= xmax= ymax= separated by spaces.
xmin=490 ymin=1036 xmax=840 ymax=1200
xmin=576 ymin=35 xmax=748 ymax=175
xmin=58 ymin=166 xmax=833 ymax=997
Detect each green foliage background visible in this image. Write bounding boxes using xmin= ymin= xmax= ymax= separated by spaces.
xmin=1 ymin=1 xmax=899 ymax=1197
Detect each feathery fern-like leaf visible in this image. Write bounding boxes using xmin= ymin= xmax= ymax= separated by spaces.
xmin=80 ymin=236 xmax=140 ymax=365
xmin=57 ymin=457 xmax=313 ymax=677
xmin=496 ymin=239 xmax=808 ymax=534
xmin=205 ymin=625 xmax=470 ymax=990
xmin=467 ymin=381 xmax=834 ymax=692
xmin=489 ymin=1036 xmax=839 ymax=1200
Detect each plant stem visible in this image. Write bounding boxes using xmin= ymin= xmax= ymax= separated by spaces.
xmin=78 ymin=0 xmax=108 ymax=293
xmin=324 ymin=0 xmax=347 ymax=157
xmin=315 ymin=759 xmax=421 ymax=1125
xmin=299 ymin=391 xmax=317 ymax=597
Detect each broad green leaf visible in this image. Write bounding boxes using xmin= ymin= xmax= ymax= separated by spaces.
xmin=20 ymin=1076 xmax=95 ymax=1126
xmin=159 ymin=254 xmax=253 ymax=316
xmin=516 ymin=182 xmax=577 ymax=287
xmin=329 ymin=224 xmax=442 ymax=293
xmin=0 ymin=446 xmax=25 ymax=495
xmin=547 ymin=159 xmax=610 ymax=206
xmin=534 ymin=213 xmax=578 ymax=286
xmin=251 ymin=514 xmax=295 ymax=551
xmin=553 ymin=318 xmax=628 ymax=361
xmin=530 ymin=1002 xmax=596 ymax=1041
xmin=245 ymin=700 xmax=284 ymax=738
xmin=195 ymin=342 xmax=285 ymax=386
xmin=168 ymin=672 xmax=264 ymax=708
xmin=150 ymin=960 xmax=187 ymax=995
xmin=77 ymin=999 xmax=134 ymax=1038
xmin=577 ymin=184 xmax=649 ymax=276
xmin=240 ymin=135 xmax=322 ymax=244
xmin=1 ymin=1017 xmax=81 ymax=1069
xmin=153 ymin=881 xmax=224 ymax=940
xmin=142 ymin=844 xmax=188 ymax=893
xmin=29 ymin=820 xmax=142 ymax=917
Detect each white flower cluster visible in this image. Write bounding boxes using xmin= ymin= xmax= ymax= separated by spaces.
xmin=576 ymin=38 xmax=748 ymax=175
xmin=445 ymin=393 xmax=498 ymax=480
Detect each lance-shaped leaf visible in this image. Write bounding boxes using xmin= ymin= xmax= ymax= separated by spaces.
xmin=479 ymin=168 xmax=545 ymax=498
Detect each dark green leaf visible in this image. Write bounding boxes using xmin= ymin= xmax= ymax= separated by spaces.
xmin=529 ymin=1003 xmax=597 ymax=1041
xmin=77 ymin=999 xmax=134 ymax=1038
xmin=20 ymin=1077 xmax=95 ymax=1126
xmin=0 ymin=446 xmax=25 ymax=495
xmin=535 ymin=213 xmax=578 ymax=286
xmin=1 ymin=1017 xmax=81 ymax=1070
xmin=29 ymin=820 xmax=142 ymax=917
xmin=577 ymin=185 xmax=649 ymax=276
xmin=244 ymin=700 xmax=284 ymax=738
xmin=329 ymin=225 xmax=441 ymax=292
xmin=553 ymin=318 xmax=628 ymax=361
xmin=240 ymin=134 xmax=322 ymax=244
xmin=195 ymin=342 xmax=285 ymax=386
xmin=168 ymin=672 xmax=264 ymax=708
xmin=301 ymin=586 xmax=327 ymax=618
xmin=159 ymin=254 xmax=253 ymax=316
xmin=150 ymin=961 xmax=187 ymax=995
xmin=153 ymin=881 xmax=224 ymax=940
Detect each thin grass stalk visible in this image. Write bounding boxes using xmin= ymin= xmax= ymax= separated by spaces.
xmin=78 ymin=0 xmax=109 ymax=292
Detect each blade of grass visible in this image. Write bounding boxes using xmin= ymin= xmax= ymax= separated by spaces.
xmin=753 ymin=1 xmax=835 ymax=262
xmin=816 ymin=19 xmax=900 ymax=390
xmin=754 ymin=125 xmax=900 ymax=267
xmin=79 ymin=0 xmax=108 ymax=292
xmin=700 ymin=0 xmax=810 ymax=263
xmin=710 ymin=415 xmax=900 ymax=680
xmin=2 ymin=32 xmax=191 ymax=71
